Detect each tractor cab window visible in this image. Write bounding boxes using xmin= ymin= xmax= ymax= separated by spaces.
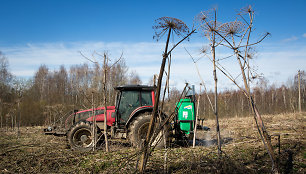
xmin=118 ymin=91 xmax=141 ymax=123
xmin=75 ymin=112 xmax=89 ymax=122
xmin=141 ymin=91 xmax=153 ymax=106
xmin=95 ymin=109 xmax=104 ymax=115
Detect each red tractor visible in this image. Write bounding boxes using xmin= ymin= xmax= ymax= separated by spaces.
xmin=65 ymin=85 xmax=171 ymax=150
xmin=44 ymin=84 xmax=199 ymax=150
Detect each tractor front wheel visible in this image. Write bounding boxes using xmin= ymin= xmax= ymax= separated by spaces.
xmin=67 ymin=121 xmax=100 ymax=151
xmin=128 ymin=113 xmax=170 ymax=148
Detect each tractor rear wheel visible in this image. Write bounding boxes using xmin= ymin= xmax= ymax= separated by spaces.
xmin=128 ymin=112 xmax=170 ymax=148
xmin=67 ymin=121 xmax=101 ymax=151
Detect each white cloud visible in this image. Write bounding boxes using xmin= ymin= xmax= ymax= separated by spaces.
xmin=282 ymin=36 xmax=298 ymax=43
xmin=255 ymin=46 xmax=306 ymax=85
xmin=303 ymin=33 xmax=306 ymax=38
xmin=1 ymin=41 xmax=306 ymax=91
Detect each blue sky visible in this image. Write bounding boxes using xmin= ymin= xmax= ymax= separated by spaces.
xmin=1 ymin=0 xmax=306 ymax=90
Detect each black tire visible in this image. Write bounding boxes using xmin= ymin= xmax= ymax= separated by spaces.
xmin=128 ymin=112 xmax=170 ymax=148
xmin=66 ymin=121 xmax=100 ymax=151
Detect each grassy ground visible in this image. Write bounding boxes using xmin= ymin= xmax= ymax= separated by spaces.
xmin=0 ymin=112 xmax=305 ymax=173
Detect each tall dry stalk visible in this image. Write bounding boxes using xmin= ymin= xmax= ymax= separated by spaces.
xmin=139 ymin=17 xmax=194 ymax=172
xmin=212 ymin=10 xmax=222 ymax=156
xmin=193 ymin=83 xmax=202 ymax=148
xmin=197 ymin=8 xmax=222 ymax=156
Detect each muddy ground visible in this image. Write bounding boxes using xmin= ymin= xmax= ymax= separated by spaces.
xmin=0 ymin=113 xmax=305 ymax=173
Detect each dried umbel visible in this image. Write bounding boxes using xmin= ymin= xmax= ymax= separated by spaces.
xmin=220 ymin=20 xmax=245 ymax=36
xmin=153 ymin=17 xmax=189 ymax=41
xmin=196 ymin=11 xmax=211 ymax=23
xmin=200 ymin=46 xmax=209 ymax=54
xmin=245 ymin=47 xmax=256 ymax=59
xmin=195 ymin=10 xmax=222 ymax=39
xmin=238 ymin=5 xmax=254 ymax=15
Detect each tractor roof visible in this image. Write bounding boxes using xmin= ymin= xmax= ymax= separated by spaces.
xmin=115 ymin=85 xmax=155 ymax=91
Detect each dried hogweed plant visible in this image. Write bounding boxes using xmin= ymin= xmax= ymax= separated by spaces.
xmin=153 ymin=17 xmax=189 ymax=41
xmin=195 ymin=8 xmax=223 ymax=157
xmin=197 ymin=5 xmax=277 ymax=172
xmin=139 ymin=16 xmax=194 ymax=172
xmin=196 ymin=12 xmax=217 ymax=38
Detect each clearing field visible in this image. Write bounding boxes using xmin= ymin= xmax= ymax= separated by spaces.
xmin=0 ymin=112 xmax=305 ymax=173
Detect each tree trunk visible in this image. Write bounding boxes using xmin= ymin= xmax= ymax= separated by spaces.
xmin=298 ymin=70 xmax=302 ymax=112
xmin=92 ymin=92 xmax=96 ymax=151
xmin=103 ymin=54 xmax=109 ymax=152
xmin=282 ymin=87 xmax=286 ymax=109
xmin=17 ymin=100 xmax=20 ymax=138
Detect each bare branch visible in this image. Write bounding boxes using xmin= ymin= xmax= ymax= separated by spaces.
xmin=207 ymin=55 xmax=248 ymax=96
xmin=216 ymin=54 xmax=235 ymax=62
xmin=110 ymin=51 xmax=124 ymax=68
xmin=79 ymin=51 xmax=98 ymax=64
xmin=167 ymin=29 xmax=196 ymax=55
xmin=238 ymin=32 xmax=270 ymax=48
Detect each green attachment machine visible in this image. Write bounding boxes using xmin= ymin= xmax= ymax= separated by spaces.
xmin=176 ymin=85 xmax=196 ymax=135
xmin=177 ymin=98 xmax=195 ymax=134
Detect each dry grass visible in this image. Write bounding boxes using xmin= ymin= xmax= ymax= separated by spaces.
xmin=0 ymin=112 xmax=305 ymax=173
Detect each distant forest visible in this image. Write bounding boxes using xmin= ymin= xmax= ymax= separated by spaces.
xmin=0 ymin=52 xmax=305 ymax=127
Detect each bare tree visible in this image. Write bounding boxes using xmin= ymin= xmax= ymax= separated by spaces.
xmin=91 ymin=91 xmax=97 ymax=151
xmin=0 ymin=53 xmax=12 ymax=86
xmin=80 ymin=51 xmax=124 ymax=152
xmin=103 ymin=53 xmax=109 ymax=152
xmin=34 ymin=65 xmax=49 ymax=102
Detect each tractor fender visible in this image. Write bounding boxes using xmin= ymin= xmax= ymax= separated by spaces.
xmin=125 ymin=106 xmax=153 ymax=128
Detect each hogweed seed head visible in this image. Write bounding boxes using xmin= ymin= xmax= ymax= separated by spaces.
xmin=153 ymin=17 xmax=189 ymax=41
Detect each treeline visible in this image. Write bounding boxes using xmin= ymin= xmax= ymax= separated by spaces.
xmin=196 ymin=73 xmax=306 ymax=119
xmin=0 ymin=52 xmax=141 ymax=127
xmin=0 ymin=51 xmax=305 ymax=127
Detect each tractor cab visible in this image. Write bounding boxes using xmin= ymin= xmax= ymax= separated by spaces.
xmin=114 ymin=85 xmax=155 ymax=128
